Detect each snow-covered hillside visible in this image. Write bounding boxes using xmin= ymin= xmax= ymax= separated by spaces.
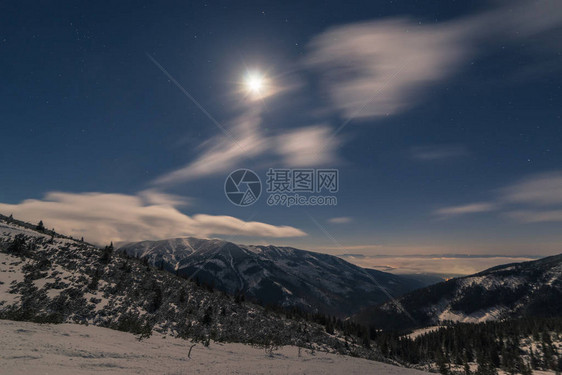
xmin=0 ymin=213 xmax=403 ymax=366
xmin=0 ymin=320 xmax=431 ymax=375
xmin=118 ymin=238 xmax=425 ymax=316
xmin=356 ymin=253 xmax=562 ymax=330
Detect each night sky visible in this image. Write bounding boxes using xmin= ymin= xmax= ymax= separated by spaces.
xmin=1 ymin=1 xmax=562 ymax=264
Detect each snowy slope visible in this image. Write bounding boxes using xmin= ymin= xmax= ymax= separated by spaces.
xmin=118 ymin=238 xmax=425 ymax=316
xmin=0 ymin=213 xmax=400 ymax=364
xmin=355 ymin=254 xmax=562 ymax=330
xmin=0 ymin=320 xmax=431 ymax=375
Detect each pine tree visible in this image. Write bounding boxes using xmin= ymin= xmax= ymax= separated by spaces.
xmin=520 ymin=362 xmax=533 ymax=375
xmin=88 ymin=268 xmax=101 ymax=290
xmin=361 ymin=329 xmax=371 ymax=349
xmin=476 ymin=354 xmax=497 ymax=375
xmin=436 ymin=349 xmax=450 ymax=375
xmin=463 ymin=351 xmax=472 ymax=375
xmin=325 ymin=320 xmax=334 ymax=335
xmin=201 ymin=306 xmax=213 ymax=325
xmin=543 ymin=332 xmax=555 ymax=369
xmin=178 ymin=288 xmax=186 ymax=304
xmin=530 ymin=348 xmax=537 ymax=370
xmin=36 ymin=220 xmax=45 ymax=231
xmin=7 ymin=234 xmax=27 ymax=254
xmin=148 ymin=284 xmax=162 ymax=312
xmin=100 ymin=243 xmax=113 ymax=264
xmin=137 ymin=321 xmax=153 ymax=341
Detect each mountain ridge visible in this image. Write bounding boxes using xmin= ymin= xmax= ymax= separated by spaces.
xmin=354 ymin=252 xmax=562 ymax=331
xmin=0 ymin=213 xmax=382 ymax=360
xmin=117 ymin=237 xmax=429 ymax=317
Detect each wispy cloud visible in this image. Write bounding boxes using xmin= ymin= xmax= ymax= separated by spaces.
xmin=434 ymin=202 xmax=497 ymax=218
xmin=505 ymin=210 xmax=562 ymax=223
xmin=328 ymin=217 xmax=352 ymax=224
xmin=153 ymin=109 xmax=340 ymax=186
xmin=502 ymin=171 xmax=562 ymax=206
xmin=307 ymin=0 xmax=562 ymax=120
xmin=153 ymin=111 xmax=267 ymax=185
xmin=0 ymin=191 xmax=306 ymax=244
xmin=501 ymin=171 xmax=562 ymax=223
xmin=436 ymin=170 xmax=562 ymax=223
xmin=307 ymin=19 xmax=467 ymax=119
xmin=276 ymin=125 xmax=339 ymax=167
xmin=137 ymin=189 xmax=191 ymax=207
xmin=411 ymin=145 xmax=468 ymax=161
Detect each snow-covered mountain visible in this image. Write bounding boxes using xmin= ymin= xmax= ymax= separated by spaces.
xmin=355 ymin=254 xmax=562 ymax=330
xmin=118 ymin=238 xmax=427 ymax=316
xmin=3 ymin=214 xmax=561 ymax=374
xmin=0 ymin=213 xmax=378 ymax=358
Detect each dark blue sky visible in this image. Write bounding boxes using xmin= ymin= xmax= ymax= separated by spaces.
xmin=1 ymin=0 xmax=561 ymax=257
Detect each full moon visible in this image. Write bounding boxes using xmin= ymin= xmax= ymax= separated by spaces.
xmin=246 ymin=73 xmax=264 ymax=93
xmin=243 ymin=71 xmax=268 ymax=99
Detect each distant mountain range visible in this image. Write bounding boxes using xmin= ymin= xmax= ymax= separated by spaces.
xmin=118 ymin=238 xmax=431 ymax=316
xmin=355 ymin=253 xmax=562 ymax=330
